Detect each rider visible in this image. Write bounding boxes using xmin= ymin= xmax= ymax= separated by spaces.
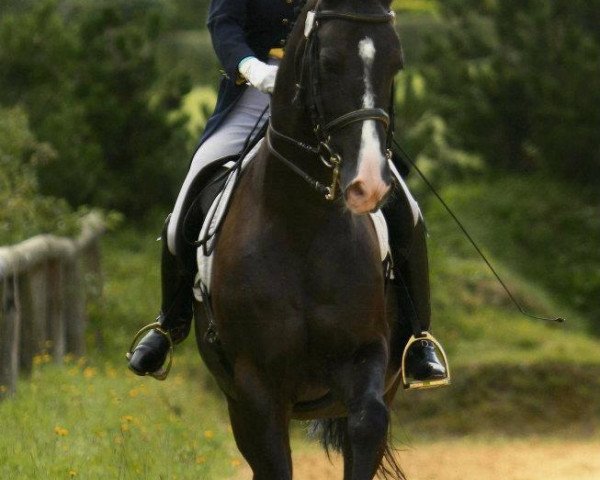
xmin=127 ymin=0 xmax=447 ymax=382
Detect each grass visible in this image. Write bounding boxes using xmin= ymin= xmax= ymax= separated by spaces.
xmin=388 ymin=171 xmax=600 ymax=438
xmin=0 ymin=228 xmax=244 ymax=478
xmin=419 ymin=172 xmax=600 ymax=361
xmin=0 ymin=357 xmax=242 ymax=479
xmin=423 ymin=172 xmax=600 ymax=336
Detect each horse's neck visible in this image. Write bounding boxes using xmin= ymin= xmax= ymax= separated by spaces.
xmin=239 ymin=150 xmax=375 ymax=281
xmin=235 ymin=143 xmax=347 ymax=257
xmin=255 ymin=146 xmax=333 ymax=224
xmin=260 ymin=39 xmax=353 ymax=238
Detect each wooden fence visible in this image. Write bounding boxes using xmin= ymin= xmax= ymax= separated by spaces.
xmin=0 ymin=213 xmax=105 ymax=400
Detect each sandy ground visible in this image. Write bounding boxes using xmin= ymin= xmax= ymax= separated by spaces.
xmin=231 ymin=438 xmax=600 ymax=480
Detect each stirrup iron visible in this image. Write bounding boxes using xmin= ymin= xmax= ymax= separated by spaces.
xmin=401 ymin=332 xmax=451 ymax=390
xmin=126 ymin=322 xmax=174 ymax=381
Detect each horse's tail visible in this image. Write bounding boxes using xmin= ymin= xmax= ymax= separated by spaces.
xmin=309 ymin=419 xmax=407 ymax=480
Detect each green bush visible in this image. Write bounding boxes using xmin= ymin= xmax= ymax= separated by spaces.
xmin=0 ymin=107 xmax=86 ymax=245
xmin=424 ymin=173 xmax=600 ymax=334
xmin=0 ymin=0 xmax=193 ymax=217
xmin=413 ymin=0 xmax=600 ymax=181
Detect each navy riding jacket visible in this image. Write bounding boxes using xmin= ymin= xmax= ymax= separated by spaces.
xmin=200 ymin=0 xmax=302 ymax=144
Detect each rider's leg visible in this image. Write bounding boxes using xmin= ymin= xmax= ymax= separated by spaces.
xmin=128 ymin=215 xmax=195 ymax=375
xmin=381 ymin=166 xmax=446 ymax=381
xmin=167 ymin=84 xmax=273 ymax=258
xmin=128 ymin=85 xmax=271 ymax=376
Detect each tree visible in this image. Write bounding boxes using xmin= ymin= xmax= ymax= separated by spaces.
xmin=0 ymin=107 xmax=84 ymax=244
xmin=414 ymin=0 xmax=600 ymax=181
xmin=0 ymin=0 xmax=192 ymax=216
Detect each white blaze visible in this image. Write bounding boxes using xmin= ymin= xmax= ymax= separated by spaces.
xmin=356 ymin=38 xmax=384 ymax=186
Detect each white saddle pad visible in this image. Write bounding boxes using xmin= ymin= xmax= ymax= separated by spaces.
xmin=194 ymin=141 xmax=391 ymax=301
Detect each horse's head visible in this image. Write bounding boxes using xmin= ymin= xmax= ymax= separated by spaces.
xmin=272 ymin=0 xmax=403 ymax=214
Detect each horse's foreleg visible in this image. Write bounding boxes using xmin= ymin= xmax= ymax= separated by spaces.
xmin=227 ymin=359 xmax=292 ymax=480
xmin=334 ymin=341 xmax=389 ymax=480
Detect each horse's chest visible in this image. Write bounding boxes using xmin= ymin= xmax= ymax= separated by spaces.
xmin=224 ymin=219 xmax=379 ymax=287
xmin=214 ymin=211 xmax=385 ymax=323
xmin=212 ymin=209 xmax=388 ymax=375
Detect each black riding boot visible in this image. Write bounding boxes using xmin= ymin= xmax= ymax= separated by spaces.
xmin=128 ymin=218 xmax=195 ymax=376
xmin=382 ymin=198 xmax=446 ymax=382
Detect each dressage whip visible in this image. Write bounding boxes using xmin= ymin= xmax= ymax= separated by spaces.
xmin=392 ymin=139 xmax=565 ymax=324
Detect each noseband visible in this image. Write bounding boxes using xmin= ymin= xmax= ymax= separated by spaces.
xmin=268 ymin=3 xmax=396 ymax=201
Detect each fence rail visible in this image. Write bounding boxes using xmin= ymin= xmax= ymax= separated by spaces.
xmin=0 ymin=213 xmax=104 ymax=399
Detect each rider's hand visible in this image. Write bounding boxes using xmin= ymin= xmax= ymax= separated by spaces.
xmin=238 ymin=57 xmax=279 ymax=94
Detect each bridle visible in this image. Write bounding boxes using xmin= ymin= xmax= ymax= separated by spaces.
xmin=267 ymin=1 xmax=396 ymax=201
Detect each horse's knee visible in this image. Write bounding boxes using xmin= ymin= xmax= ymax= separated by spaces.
xmin=348 ymin=397 xmax=389 ymax=446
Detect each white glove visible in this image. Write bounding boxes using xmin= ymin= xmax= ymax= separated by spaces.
xmin=238 ymin=57 xmax=279 ymax=94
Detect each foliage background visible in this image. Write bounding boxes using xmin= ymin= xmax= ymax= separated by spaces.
xmin=0 ymin=0 xmax=599 ymax=477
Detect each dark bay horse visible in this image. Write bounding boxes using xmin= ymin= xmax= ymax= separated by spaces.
xmin=195 ymin=1 xmax=407 ymax=478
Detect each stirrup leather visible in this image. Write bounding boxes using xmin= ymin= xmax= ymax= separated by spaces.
xmin=126 ymin=322 xmax=174 ymax=381
xmin=401 ymin=332 xmax=451 ymax=390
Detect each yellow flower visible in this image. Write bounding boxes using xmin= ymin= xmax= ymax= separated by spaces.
xmin=195 ymin=455 xmax=206 ymax=465
xmin=54 ymin=426 xmax=69 ymax=436
xmin=0 ymin=385 xmax=7 ymax=394
xmin=128 ymin=384 xmax=146 ymax=398
xmin=69 ymin=469 xmax=77 ymax=477
xmin=83 ymin=367 xmax=97 ymax=379
xmin=203 ymin=430 xmax=214 ymax=440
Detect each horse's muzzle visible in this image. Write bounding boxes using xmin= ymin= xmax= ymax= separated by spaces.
xmin=344 ymin=178 xmax=391 ymax=214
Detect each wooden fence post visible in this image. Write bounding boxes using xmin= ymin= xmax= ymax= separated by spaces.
xmin=0 ymin=275 xmax=20 ymax=399
xmin=0 ymin=213 xmax=104 ymax=400
xmin=19 ymin=264 xmax=50 ymax=372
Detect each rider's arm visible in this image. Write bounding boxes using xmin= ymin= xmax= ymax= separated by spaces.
xmin=208 ymin=0 xmax=280 ymax=93
xmin=207 ymin=0 xmax=255 ymax=81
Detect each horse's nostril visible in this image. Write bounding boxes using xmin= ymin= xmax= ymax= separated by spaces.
xmin=347 ymin=182 xmax=366 ymax=200
xmin=345 ymin=179 xmax=391 ymax=214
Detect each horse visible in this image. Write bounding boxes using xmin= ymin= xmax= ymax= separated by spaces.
xmin=195 ymin=1 xmax=407 ymax=478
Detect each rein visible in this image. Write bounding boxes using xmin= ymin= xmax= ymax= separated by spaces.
xmin=268 ymin=3 xmax=396 ymax=201
xmin=266 ymin=127 xmax=331 ymax=197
